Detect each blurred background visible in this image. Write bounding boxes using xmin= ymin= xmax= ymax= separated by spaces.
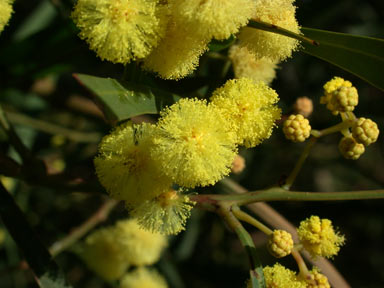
xmin=0 ymin=0 xmax=384 ymax=287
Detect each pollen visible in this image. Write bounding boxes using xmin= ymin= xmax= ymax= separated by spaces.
xmin=0 ymin=0 xmax=13 ymax=34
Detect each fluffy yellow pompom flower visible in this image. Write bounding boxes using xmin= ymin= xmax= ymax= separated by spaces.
xmin=321 ymin=77 xmax=353 ymax=114
xmin=94 ymin=122 xmax=172 ymax=208
xmin=0 ymin=0 xmax=13 ymax=34
xmin=297 ymin=215 xmax=345 ymax=259
xmin=143 ymin=20 xmax=209 ymax=80
xmin=120 ymin=268 xmax=168 ymax=288
xmin=131 ymin=189 xmax=195 ymax=235
xmin=260 ymin=263 xmax=306 ymax=288
xmin=71 ymin=0 xmax=166 ymax=64
xmin=169 ymin=0 xmax=256 ymax=40
xmin=210 ymin=78 xmax=281 ymax=148
xmin=79 ymin=226 xmax=129 ymax=280
xmin=307 ymin=269 xmax=331 ymax=288
xmin=238 ymin=0 xmax=300 ymax=62
xmin=114 ymin=219 xmax=167 ymax=266
xmin=229 ymin=45 xmax=277 ymax=85
xmin=152 ymin=98 xmax=237 ymax=187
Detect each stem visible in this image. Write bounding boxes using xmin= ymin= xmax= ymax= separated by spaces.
xmin=218 ymin=205 xmax=265 ymax=288
xmin=191 ymin=187 xmax=384 ymax=207
xmin=247 ymin=19 xmax=319 ymax=46
xmin=5 ymin=110 xmax=101 ymax=143
xmin=283 ymin=137 xmax=317 ymax=190
xmin=232 ymin=207 xmax=273 ymax=235
xmin=49 ymin=199 xmax=118 ymax=257
xmin=291 ymin=249 xmax=312 ymax=282
xmin=310 ymin=120 xmax=354 ymax=138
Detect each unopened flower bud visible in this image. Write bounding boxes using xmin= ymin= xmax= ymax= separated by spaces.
xmin=231 ymin=154 xmax=246 ymax=174
xmin=283 ymin=114 xmax=311 ymax=142
xmin=328 ymin=86 xmax=358 ymax=114
xmin=267 ymin=229 xmax=294 ymax=258
xmin=307 ymin=269 xmax=331 ymax=288
xmin=352 ymin=117 xmax=379 ymax=146
xmin=294 ymin=97 xmax=313 ymax=117
xmin=338 ymin=136 xmax=365 ymax=160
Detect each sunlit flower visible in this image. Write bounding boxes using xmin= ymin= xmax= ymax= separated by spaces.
xmin=238 ymin=0 xmax=300 ymax=62
xmin=94 ymin=122 xmax=172 ymax=208
xmin=170 ymin=0 xmax=256 ymax=40
xmin=72 ymin=0 xmax=166 ymax=63
xmin=131 ymin=189 xmax=195 ymax=235
xmin=210 ymin=78 xmax=281 ymax=148
xmin=143 ymin=20 xmax=209 ymax=80
xmin=297 ymin=215 xmax=345 ymax=259
xmin=259 ymin=263 xmax=306 ymax=288
xmin=152 ymin=98 xmax=237 ymax=187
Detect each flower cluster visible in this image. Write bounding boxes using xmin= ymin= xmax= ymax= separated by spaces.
xmin=78 ymin=219 xmax=167 ymax=281
xmin=321 ymin=77 xmax=380 ymax=160
xmin=95 ymin=79 xmax=281 ymax=234
xmin=71 ymin=0 xmax=300 ymax=79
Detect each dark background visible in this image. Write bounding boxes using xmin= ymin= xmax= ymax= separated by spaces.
xmin=0 ymin=0 xmax=384 ymax=287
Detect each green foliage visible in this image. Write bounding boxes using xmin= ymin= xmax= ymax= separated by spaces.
xmin=74 ymin=74 xmax=180 ymax=124
xmin=301 ymin=28 xmax=384 ymax=91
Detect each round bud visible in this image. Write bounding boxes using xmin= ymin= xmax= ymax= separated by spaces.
xmin=338 ymin=136 xmax=365 ymax=160
xmin=328 ymin=86 xmax=358 ymax=114
xmin=231 ymin=154 xmax=246 ymax=174
xmin=352 ymin=118 xmax=379 ymax=146
xmin=283 ymin=114 xmax=311 ymax=142
xmin=307 ymin=270 xmax=330 ymax=288
xmin=267 ymin=230 xmax=294 ymax=258
xmin=294 ymin=97 xmax=313 ymax=118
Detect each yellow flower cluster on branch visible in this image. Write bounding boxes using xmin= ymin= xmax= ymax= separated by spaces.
xmin=95 ymin=78 xmax=281 ymax=235
xmin=120 ymin=267 xmax=168 ymax=288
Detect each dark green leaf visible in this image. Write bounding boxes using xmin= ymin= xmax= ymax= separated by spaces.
xmin=301 ymin=27 xmax=384 ymax=91
xmin=0 ymin=183 xmax=72 ymax=288
xmin=208 ymin=35 xmax=236 ymax=52
xmin=74 ymin=74 xmax=181 ymax=123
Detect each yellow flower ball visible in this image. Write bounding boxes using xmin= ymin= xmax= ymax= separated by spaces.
xmin=283 ymin=114 xmax=311 ymax=143
xmin=321 ymin=77 xmax=353 ymax=114
xmin=238 ymin=0 xmax=300 ymax=62
xmin=114 ymin=219 xmax=167 ymax=266
xmin=120 ymin=268 xmax=168 ymax=288
xmin=0 ymin=0 xmax=13 ymax=34
xmin=152 ymin=98 xmax=237 ymax=187
xmin=352 ymin=117 xmax=380 ymax=146
xmin=262 ymin=263 xmax=306 ymax=288
xmin=297 ymin=215 xmax=345 ymax=259
xmin=307 ymin=269 xmax=331 ymax=288
xmin=94 ymin=122 xmax=172 ymax=208
xmin=229 ymin=45 xmax=278 ymax=85
xmin=338 ymin=136 xmax=365 ymax=160
xmin=71 ymin=0 xmax=167 ymax=63
xmin=210 ymin=78 xmax=281 ymax=148
xmin=169 ymin=0 xmax=256 ymax=40
xmin=131 ymin=189 xmax=195 ymax=235
xmin=267 ymin=230 xmax=294 ymax=258
xmin=143 ymin=20 xmax=209 ymax=80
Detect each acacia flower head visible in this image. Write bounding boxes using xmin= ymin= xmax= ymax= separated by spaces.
xmin=0 ymin=0 xmax=13 ymax=34
xmin=120 ymin=268 xmax=168 ymax=288
xmin=210 ymin=78 xmax=281 ymax=148
xmin=152 ymin=98 xmax=237 ymax=187
xmin=261 ymin=263 xmax=307 ymax=288
xmin=94 ymin=122 xmax=172 ymax=208
xmin=229 ymin=45 xmax=278 ymax=85
xmin=267 ymin=229 xmax=294 ymax=258
xmin=238 ymin=0 xmax=300 ymax=62
xmin=170 ymin=0 xmax=256 ymax=40
xmin=321 ymin=77 xmax=353 ymax=114
xmin=307 ymin=268 xmax=331 ymax=288
xmin=352 ymin=117 xmax=380 ymax=146
xmin=131 ymin=189 xmax=196 ymax=235
xmin=114 ymin=219 xmax=167 ymax=266
xmin=71 ymin=0 xmax=166 ymax=64
xmin=143 ymin=20 xmax=209 ymax=80
xmin=297 ymin=215 xmax=345 ymax=259
xmin=79 ymin=226 xmax=129 ymax=280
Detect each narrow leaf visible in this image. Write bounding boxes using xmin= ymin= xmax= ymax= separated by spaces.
xmin=0 ymin=183 xmax=72 ymax=288
xmin=301 ymin=27 xmax=384 ymax=91
xmin=74 ymin=74 xmax=180 ymax=123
